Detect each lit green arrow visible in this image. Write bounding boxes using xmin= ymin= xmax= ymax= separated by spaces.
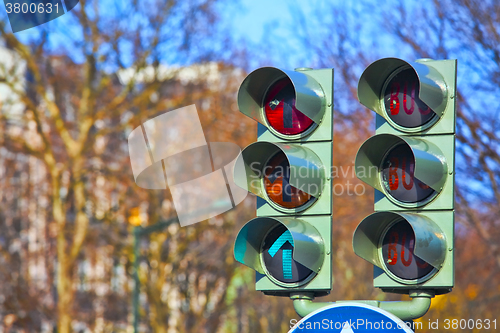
xmin=268 ymin=229 xmax=294 ymax=279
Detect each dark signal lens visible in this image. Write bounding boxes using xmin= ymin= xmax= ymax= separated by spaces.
xmin=262 ymin=224 xmax=314 ymax=283
xmin=381 ymin=220 xmax=434 ymax=280
xmin=264 ymin=78 xmax=314 ymax=135
xmin=263 ymin=152 xmax=314 ymax=209
xmin=381 ymin=144 xmax=436 ymax=203
xmin=383 ymin=68 xmax=436 ymax=128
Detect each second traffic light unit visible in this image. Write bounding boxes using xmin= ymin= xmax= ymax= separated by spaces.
xmin=353 ymin=58 xmax=456 ymax=295
xmin=233 ymin=67 xmax=333 ymax=296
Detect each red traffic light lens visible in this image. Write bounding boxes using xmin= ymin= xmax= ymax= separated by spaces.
xmin=383 ymin=68 xmax=436 ymax=128
xmin=381 ymin=144 xmax=436 ymax=203
xmin=263 ymin=151 xmax=314 ymax=209
xmin=264 ymin=78 xmax=314 ymax=136
xmin=381 ymin=220 xmax=434 ymax=280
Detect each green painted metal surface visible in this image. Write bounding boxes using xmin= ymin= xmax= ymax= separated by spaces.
xmin=291 ymin=290 xmax=434 ymax=320
xmin=233 ymin=67 xmax=334 ymax=297
xmin=353 ymin=58 xmax=456 ymax=296
xmin=234 ymin=216 xmax=326 ymax=274
xmin=353 ymin=211 xmax=447 ymax=270
xmin=238 ymin=67 xmax=326 ymax=129
xmin=233 ymin=141 xmax=327 ymax=198
xmin=355 ymin=134 xmax=448 ymax=193
xmin=358 ymin=58 xmax=456 ymax=134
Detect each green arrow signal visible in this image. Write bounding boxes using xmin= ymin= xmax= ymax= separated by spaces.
xmin=268 ymin=229 xmax=294 ymax=279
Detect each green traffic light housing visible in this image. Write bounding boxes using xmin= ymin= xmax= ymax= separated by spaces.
xmin=237 ymin=67 xmax=333 ymax=142
xmin=355 ymin=133 xmax=454 ymax=211
xmin=232 ymin=66 xmax=333 ymax=297
xmin=233 ymin=141 xmax=331 ymax=215
xmin=234 ymin=216 xmax=332 ymax=296
xmin=358 ymin=58 xmax=456 ymax=135
xmin=354 ymin=57 xmax=456 ymax=296
xmin=353 ymin=211 xmax=453 ymax=295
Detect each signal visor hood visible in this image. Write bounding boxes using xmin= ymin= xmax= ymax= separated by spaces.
xmin=234 ymin=217 xmax=325 ymax=274
xmin=357 ymin=57 xmax=448 ymax=119
xmin=352 ymin=211 xmax=446 ymax=271
xmin=237 ymin=67 xmax=326 ymax=127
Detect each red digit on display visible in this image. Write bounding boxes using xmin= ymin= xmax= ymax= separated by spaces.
xmin=382 ymin=221 xmax=435 ymax=280
xmin=400 ymin=232 xmax=413 ymax=267
xmin=389 ymin=157 xmax=399 ymax=190
xmin=384 ymin=68 xmax=437 ymax=129
xmin=382 ymin=144 xmax=437 ymax=203
xmin=403 ymin=81 xmax=415 ymax=115
xmin=402 ymin=157 xmax=414 ymax=190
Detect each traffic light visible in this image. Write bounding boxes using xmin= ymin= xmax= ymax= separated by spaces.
xmin=233 ymin=67 xmax=333 ymax=296
xmin=353 ymin=58 xmax=456 ymax=294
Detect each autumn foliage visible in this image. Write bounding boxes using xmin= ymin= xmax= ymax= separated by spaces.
xmin=0 ymin=0 xmax=499 ymax=332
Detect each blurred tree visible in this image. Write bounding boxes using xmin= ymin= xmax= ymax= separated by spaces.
xmin=2 ymin=0 xmax=498 ymax=331
xmin=0 ymin=0 xmax=251 ymax=332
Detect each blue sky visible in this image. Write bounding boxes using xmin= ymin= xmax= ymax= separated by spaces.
xmin=228 ymin=0 xmax=299 ymax=44
xmin=8 ymin=0 xmax=301 ymax=42
xmin=224 ymin=0 xmax=331 ymax=69
xmin=5 ymin=0 xmax=313 ymax=69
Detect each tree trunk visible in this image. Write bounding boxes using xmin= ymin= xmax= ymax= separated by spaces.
xmin=51 ymin=159 xmax=90 ymax=332
xmin=54 ymin=191 xmax=73 ymax=333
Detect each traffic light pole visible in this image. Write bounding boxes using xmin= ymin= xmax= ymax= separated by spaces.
xmin=132 ymin=217 xmax=179 ymax=333
xmin=290 ymin=290 xmax=434 ymax=321
xmin=133 ymin=226 xmax=140 ymax=333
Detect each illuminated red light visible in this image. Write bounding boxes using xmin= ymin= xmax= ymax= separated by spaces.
xmin=264 ymin=78 xmax=314 ymax=135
